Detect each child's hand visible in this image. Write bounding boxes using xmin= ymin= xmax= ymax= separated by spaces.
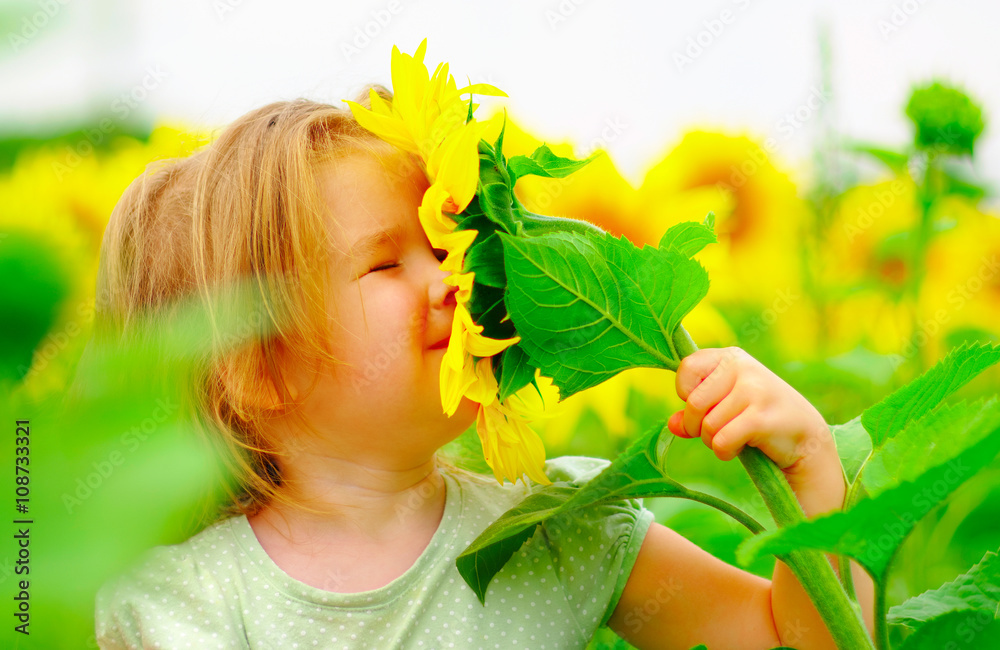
xmin=666 ymin=346 xmax=839 ymax=489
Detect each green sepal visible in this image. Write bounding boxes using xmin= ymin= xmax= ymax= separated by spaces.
xmin=495 ymin=344 xmax=538 ymax=402
xmin=464 ymin=232 xmax=506 ymax=288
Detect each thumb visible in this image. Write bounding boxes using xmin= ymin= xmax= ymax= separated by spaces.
xmin=667 ymin=410 xmax=688 ymax=437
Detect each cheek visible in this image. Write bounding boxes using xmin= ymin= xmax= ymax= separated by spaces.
xmin=336 ymin=289 xmax=424 ymax=365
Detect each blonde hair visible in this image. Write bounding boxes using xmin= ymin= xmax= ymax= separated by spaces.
xmin=95 ymin=93 xmax=469 ymax=527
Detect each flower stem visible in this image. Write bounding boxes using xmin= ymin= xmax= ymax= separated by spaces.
xmin=677 ymin=487 xmax=766 ymax=535
xmin=672 ymin=325 xmax=875 ymax=649
xmin=740 ymin=447 xmax=874 ymax=649
xmin=874 ymin=582 xmax=889 ymax=650
xmin=516 ymin=209 xmax=609 ymax=238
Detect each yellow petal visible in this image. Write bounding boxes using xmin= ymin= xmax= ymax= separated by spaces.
xmin=446 ymin=271 xmax=476 ymax=304
xmin=476 ymin=402 xmax=551 ymax=486
xmin=417 ymin=184 xmax=455 ymax=246
xmin=440 ymin=315 xmax=477 ymax=417
xmin=464 ymin=357 xmax=499 ymax=406
xmin=427 ymin=121 xmax=490 ymax=213
xmin=439 ymin=229 xmax=477 ymax=274
xmin=368 ymin=87 xmax=393 ymax=116
xmin=458 ymin=83 xmax=508 ymax=98
xmin=455 ymin=305 xmax=520 ymax=357
xmin=344 ymin=100 xmax=417 ymax=154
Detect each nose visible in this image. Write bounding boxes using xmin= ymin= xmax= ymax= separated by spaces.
xmin=427 ymin=249 xmax=458 ymax=308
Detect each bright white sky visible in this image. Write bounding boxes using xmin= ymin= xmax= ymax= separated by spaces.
xmin=3 ymin=0 xmax=999 ymax=191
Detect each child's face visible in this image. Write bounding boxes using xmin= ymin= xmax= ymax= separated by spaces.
xmin=280 ymin=151 xmax=478 ymax=465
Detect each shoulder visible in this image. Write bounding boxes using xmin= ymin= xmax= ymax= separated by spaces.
xmin=543 ymin=454 xmax=614 ymax=484
xmin=443 ymin=455 xmax=620 ymax=517
xmin=95 ymin=517 xmax=247 ymax=649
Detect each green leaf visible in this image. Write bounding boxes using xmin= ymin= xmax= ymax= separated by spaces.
xmin=862 ymin=398 xmax=1000 ymax=496
xmin=737 ymin=399 xmax=1000 ymax=582
xmin=939 ymin=166 xmax=988 ymax=200
xmin=657 ymin=213 xmax=718 ymax=258
xmin=493 ymin=113 xmax=506 ymax=163
xmin=457 ymin=422 xmax=691 ymax=604
xmin=456 ymin=485 xmax=577 ymax=602
xmin=496 ymin=344 xmax=537 ymax=402
xmin=861 ymin=342 xmax=1000 ymax=448
xmin=500 ymin=231 xmax=709 ymax=398
xmin=848 ymin=142 xmax=910 ymax=172
xmin=896 ymin=610 xmax=1000 ymax=649
xmin=888 ymin=548 xmax=1000 ymax=630
xmin=464 ymin=232 xmax=506 ymax=287
xmin=506 ymin=144 xmax=595 ymax=186
xmin=831 ymin=415 xmax=872 ymax=486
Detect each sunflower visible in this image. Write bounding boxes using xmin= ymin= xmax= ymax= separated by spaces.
xmin=347 ymin=41 xmax=553 ymax=486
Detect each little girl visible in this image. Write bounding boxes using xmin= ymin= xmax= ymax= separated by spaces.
xmin=94 ymin=93 xmax=873 ymax=649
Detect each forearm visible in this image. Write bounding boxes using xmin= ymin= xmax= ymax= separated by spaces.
xmin=769 ymin=438 xmax=876 ymax=648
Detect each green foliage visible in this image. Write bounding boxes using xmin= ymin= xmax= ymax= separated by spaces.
xmin=848 ymin=142 xmax=911 ymax=173
xmin=738 ymin=344 xmax=1000 ymax=583
xmin=738 ymin=399 xmax=1000 ymax=581
xmin=1 ymin=279 xmax=276 ymax=648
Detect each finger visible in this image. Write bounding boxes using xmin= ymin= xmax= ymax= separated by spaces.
xmin=675 ymin=347 xmax=738 ymax=402
xmin=682 ymin=357 xmax=738 ymax=443
xmin=697 ymin=389 xmax=748 ymax=452
xmin=708 ymin=408 xmax=757 ymax=462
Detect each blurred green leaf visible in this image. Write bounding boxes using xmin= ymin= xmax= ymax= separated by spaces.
xmin=888 ymin=548 xmax=1000 ymax=631
xmin=0 ymin=230 xmax=70 ymax=383
xmin=897 ymin=610 xmax=1000 ymax=649
xmin=848 ymin=142 xmax=910 ymax=173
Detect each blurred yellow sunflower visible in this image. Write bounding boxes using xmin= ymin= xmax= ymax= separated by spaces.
xmin=919 ymin=203 xmax=1000 ymax=361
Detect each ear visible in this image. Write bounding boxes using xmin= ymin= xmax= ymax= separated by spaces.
xmin=216 ymin=356 xmax=299 ymax=414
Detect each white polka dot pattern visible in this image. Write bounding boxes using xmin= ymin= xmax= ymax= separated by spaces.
xmin=94 ymin=456 xmax=655 ymax=649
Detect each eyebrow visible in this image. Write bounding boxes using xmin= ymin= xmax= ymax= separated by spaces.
xmin=349 ymin=223 xmax=407 ymax=259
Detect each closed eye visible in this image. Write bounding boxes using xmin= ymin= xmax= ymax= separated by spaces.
xmin=368 ymin=261 xmax=400 ymax=273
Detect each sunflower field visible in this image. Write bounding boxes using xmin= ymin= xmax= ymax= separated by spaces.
xmin=1 ymin=77 xmax=998 ymax=649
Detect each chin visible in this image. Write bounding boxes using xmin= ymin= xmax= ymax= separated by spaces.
xmin=447 ymin=397 xmax=480 ymax=432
